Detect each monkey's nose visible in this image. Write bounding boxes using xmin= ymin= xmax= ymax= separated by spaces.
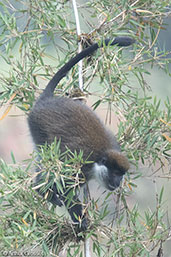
xmin=108 ymin=175 xmax=123 ymax=191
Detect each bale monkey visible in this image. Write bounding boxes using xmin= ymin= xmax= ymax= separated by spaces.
xmin=28 ymin=36 xmax=134 ymax=229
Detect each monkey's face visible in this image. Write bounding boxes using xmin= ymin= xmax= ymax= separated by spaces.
xmin=93 ymin=150 xmax=129 ymax=191
xmin=93 ymin=162 xmax=124 ymax=190
xmin=105 ymin=170 xmax=124 ymax=191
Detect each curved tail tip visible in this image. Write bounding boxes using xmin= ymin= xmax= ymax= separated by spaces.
xmin=113 ymin=36 xmax=136 ymax=46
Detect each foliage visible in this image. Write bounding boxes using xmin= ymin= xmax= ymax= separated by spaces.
xmin=0 ymin=0 xmax=171 ymax=256
xmin=0 ymin=145 xmax=169 ymax=256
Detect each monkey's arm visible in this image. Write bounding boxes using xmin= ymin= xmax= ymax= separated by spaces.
xmin=35 ymin=169 xmax=87 ymax=229
xmin=34 ymin=171 xmax=63 ymax=206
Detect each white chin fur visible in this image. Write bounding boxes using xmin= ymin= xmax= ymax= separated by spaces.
xmin=92 ymin=163 xmax=108 ymax=187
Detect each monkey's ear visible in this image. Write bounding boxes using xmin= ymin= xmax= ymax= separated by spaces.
xmin=105 ymin=150 xmax=130 ymax=173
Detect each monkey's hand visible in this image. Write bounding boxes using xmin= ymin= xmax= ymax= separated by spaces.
xmin=68 ymin=201 xmax=89 ymax=231
xmin=74 ymin=215 xmax=89 ymax=241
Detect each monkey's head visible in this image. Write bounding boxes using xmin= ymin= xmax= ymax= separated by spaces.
xmin=93 ymin=150 xmax=130 ymax=191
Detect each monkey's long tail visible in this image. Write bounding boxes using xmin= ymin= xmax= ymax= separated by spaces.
xmin=41 ymin=36 xmax=135 ymax=99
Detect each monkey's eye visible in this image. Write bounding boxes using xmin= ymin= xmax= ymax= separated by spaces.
xmin=100 ymin=157 xmax=107 ymax=165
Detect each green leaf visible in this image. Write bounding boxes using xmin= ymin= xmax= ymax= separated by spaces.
xmin=159 ymin=186 xmax=164 ymax=204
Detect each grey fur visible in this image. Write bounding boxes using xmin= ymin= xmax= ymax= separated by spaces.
xmin=28 ymin=37 xmax=133 ymax=229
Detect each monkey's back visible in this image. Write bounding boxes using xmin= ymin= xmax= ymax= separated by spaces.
xmin=28 ymin=97 xmax=120 ymax=161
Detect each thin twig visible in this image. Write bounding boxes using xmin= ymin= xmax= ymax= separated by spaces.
xmin=83 ymin=185 xmax=91 ymax=257
xmin=72 ymin=0 xmax=83 ymax=90
xmin=72 ymin=1 xmax=91 ymax=256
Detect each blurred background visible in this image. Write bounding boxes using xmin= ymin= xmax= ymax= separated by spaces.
xmin=0 ymin=3 xmax=170 ymax=256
